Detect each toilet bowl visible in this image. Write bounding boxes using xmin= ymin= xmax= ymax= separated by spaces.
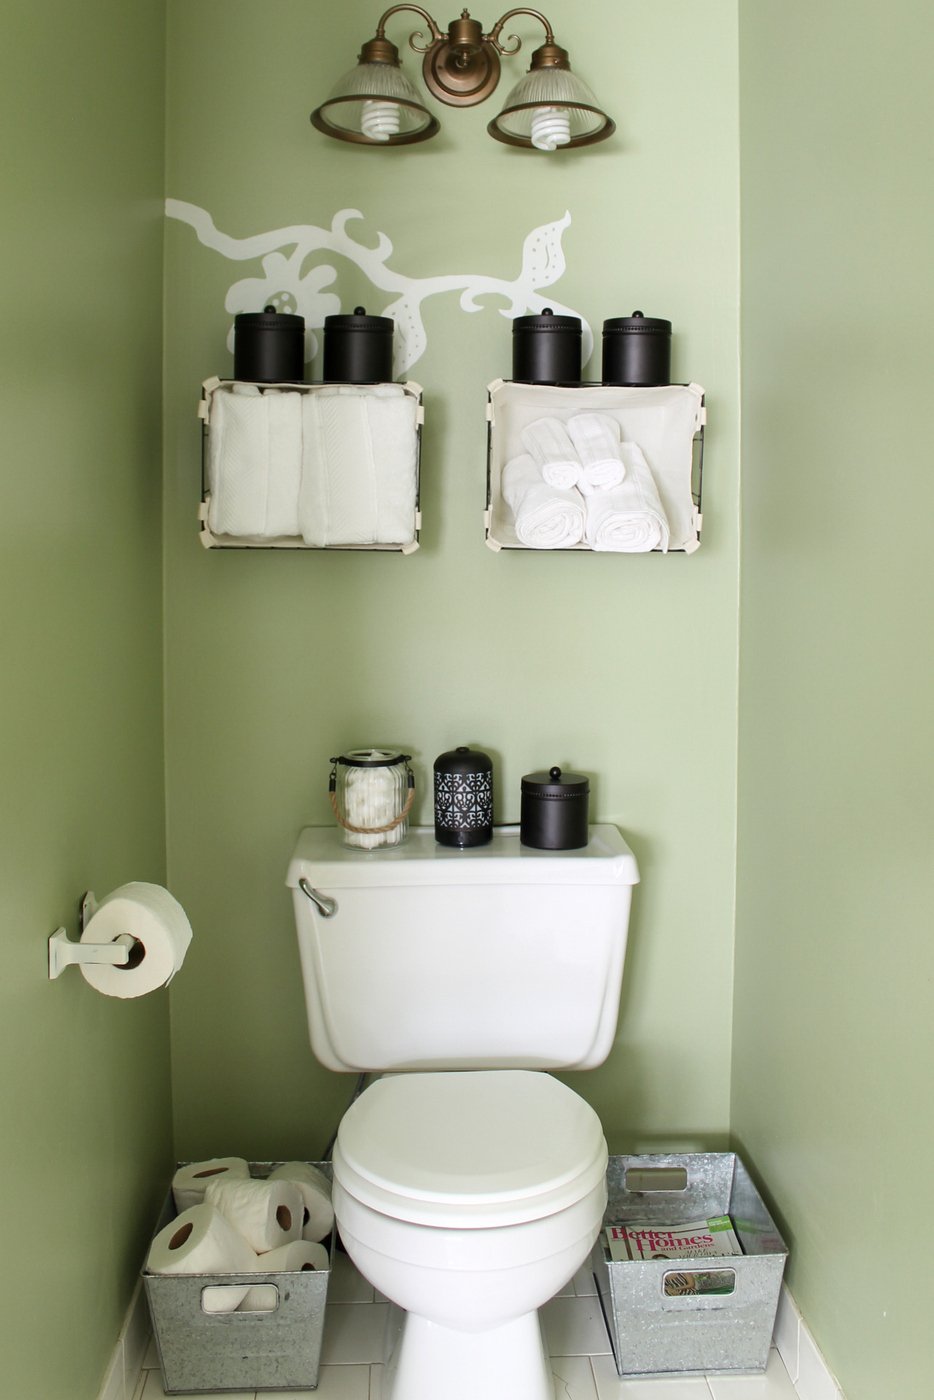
xmin=331 ymin=1069 xmax=608 ymax=1400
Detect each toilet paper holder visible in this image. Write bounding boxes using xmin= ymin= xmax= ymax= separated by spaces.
xmin=48 ymin=891 xmax=140 ymax=980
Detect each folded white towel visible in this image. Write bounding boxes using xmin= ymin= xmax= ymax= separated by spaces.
xmin=502 ymin=454 xmax=585 ymax=549
xmin=207 ymin=386 xmax=302 ymax=538
xmin=520 ymin=416 xmax=581 ymax=489
xmin=584 ymin=442 xmax=670 ymax=553
xmin=298 ymin=387 xmax=418 ymax=547
xmin=566 ymin=412 xmax=626 ymax=491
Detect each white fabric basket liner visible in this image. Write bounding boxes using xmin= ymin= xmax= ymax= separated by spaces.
xmin=199 ymin=378 xmax=423 ymax=553
xmin=485 ymin=380 xmax=704 ymax=553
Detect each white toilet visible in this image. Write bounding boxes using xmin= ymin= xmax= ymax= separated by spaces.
xmin=287 ymin=824 xmax=638 ymax=1400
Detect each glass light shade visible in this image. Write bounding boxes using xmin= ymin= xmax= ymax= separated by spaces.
xmin=489 ymin=66 xmax=614 ymax=149
xmin=311 ymin=61 xmax=439 ymax=144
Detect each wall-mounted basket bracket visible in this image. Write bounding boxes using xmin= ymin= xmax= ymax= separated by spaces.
xmin=48 ymin=890 xmax=131 ymax=980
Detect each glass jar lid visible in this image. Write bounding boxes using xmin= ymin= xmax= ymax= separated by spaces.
xmin=332 ymin=748 xmax=411 ymax=768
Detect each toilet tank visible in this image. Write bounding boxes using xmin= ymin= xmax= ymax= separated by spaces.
xmin=286 ymin=824 xmax=638 ymax=1074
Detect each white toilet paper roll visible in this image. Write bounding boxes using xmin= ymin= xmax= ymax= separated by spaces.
xmin=268 ymin=1162 xmax=334 ymax=1243
xmin=79 ymin=882 xmax=192 ymax=998
xmin=146 ymin=1204 xmax=256 ymax=1313
xmin=204 ymin=1176 xmax=303 ymax=1254
xmin=238 ymin=1241 xmax=330 ymax=1311
xmin=172 ymin=1158 xmax=250 ymax=1213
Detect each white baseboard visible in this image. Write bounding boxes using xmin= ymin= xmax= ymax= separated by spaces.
xmin=774 ymin=1283 xmax=847 ymax=1400
xmin=100 ymin=1274 xmax=843 ymax=1400
xmin=97 ymin=1281 xmax=150 ymax=1400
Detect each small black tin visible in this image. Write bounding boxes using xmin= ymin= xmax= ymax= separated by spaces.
xmin=520 ymin=766 xmax=590 ymax=850
xmin=323 ymin=306 xmax=394 ymax=384
xmin=512 ymin=308 xmax=582 ymax=385
xmin=434 ymin=746 xmax=493 ymax=848
xmin=602 ymin=311 xmax=672 ymax=386
xmin=234 ymin=307 xmax=305 ymax=383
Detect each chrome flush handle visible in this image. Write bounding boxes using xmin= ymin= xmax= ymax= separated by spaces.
xmin=299 ymin=878 xmax=338 ymax=918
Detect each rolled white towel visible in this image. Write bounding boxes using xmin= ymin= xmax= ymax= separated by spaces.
xmin=584 ymin=442 xmax=670 ymax=553
xmin=268 ymin=1162 xmax=334 ymax=1242
xmin=611 ymin=383 xmax=704 ymax=550
xmin=502 ymin=454 xmax=585 ymax=549
xmin=566 ymin=412 xmax=626 ymax=491
xmin=520 ymin=416 xmax=581 ymax=489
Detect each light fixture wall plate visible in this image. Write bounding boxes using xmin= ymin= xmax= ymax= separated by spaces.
xmin=419 ymin=11 xmax=501 ymax=105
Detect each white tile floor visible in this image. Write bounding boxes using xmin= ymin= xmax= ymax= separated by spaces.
xmin=133 ymin=1254 xmax=797 ymax=1400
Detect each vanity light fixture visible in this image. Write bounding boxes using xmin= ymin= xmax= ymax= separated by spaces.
xmin=310 ymin=5 xmax=615 ymax=150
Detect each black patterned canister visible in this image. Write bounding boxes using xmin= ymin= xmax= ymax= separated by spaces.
xmin=433 ymin=746 xmax=494 ymax=847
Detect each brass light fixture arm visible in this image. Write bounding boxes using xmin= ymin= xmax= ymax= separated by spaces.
xmin=485 ymin=8 xmax=555 ymax=57
xmin=375 ymin=4 xmax=445 ymax=55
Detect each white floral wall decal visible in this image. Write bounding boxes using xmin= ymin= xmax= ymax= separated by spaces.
xmin=165 ymin=199 xmax=591 ymax=377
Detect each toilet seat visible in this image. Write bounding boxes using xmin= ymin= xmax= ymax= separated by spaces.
xmin=332 ymin=1070 xmax=608 ymax=1229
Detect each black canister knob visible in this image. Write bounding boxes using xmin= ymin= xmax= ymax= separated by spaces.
xmin=512 ymin=307 xmax=582 ymax=385
xmin=602 ymin=311 xmax=672 ymax=386
xmin=520 ymin=765 xmax=590 ymax=850
xmin=234 ymin=306 xmax=306 ymax=383
xmin=434 ymin=746 xmax=494 ymax=848
xmin=323 ymin=306 xmax=394 ymax=384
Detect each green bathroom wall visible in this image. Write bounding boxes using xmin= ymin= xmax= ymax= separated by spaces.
xmin=736 ymin=3 xmax=934 ymax=1396
xmin=0 ymin=3 xmax=170 ymax=1397
xmin=162 ymin=0 xmax=741 ymax=1160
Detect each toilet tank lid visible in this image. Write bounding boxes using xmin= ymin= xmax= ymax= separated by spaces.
xmin=287 ymin=824 xmax=638 ymax=889
xmin=333 ymin=1070 xmax=608 ymax=1228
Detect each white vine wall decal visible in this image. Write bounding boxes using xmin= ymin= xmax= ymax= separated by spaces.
xmin=165 ymin=199 xmax=591 ymax=377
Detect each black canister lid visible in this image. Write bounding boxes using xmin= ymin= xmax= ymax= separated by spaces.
xmin=521 ymin=766 xmax=589 ymax=797
xmin=235 ymin=306 xmax=305 ymax=332
xmin=324 ymin=306 xmax=393 ymax=333
xmin=434 ymin=745 xmax=493 ymax=773
xmin=513 ymin=307 xmax=582 ymax=335
xmin=603 ymin=311 xmax=671 ymax=335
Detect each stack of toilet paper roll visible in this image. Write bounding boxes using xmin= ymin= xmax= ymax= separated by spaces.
xmin=146 ymin=1157 xmax=334 ymax=1313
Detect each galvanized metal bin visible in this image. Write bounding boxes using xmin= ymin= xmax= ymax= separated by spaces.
xmin=592 ymin=1153 xmax=787 ymax=1379
xmin=143 ymin=1162 xmax=333 ymax=1394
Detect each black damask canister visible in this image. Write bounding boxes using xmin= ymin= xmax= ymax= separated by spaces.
xmin=433 ymin=746 xmax=494 ymax=847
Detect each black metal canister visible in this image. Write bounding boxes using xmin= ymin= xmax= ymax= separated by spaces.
xmin=512 ymin=308 xmax=582 ymax=385
xmin=433 ymin=746 xmax=494 ymax=847
xmin=234 ymin=307 xmax=305 ymax=383
xmin=520 ymin=766 xmax=590 ymax=850
xmin=323 ymin=307 xmax=394 ymax=384
xmin=602 ymin=311 xmax=672 ymax=386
